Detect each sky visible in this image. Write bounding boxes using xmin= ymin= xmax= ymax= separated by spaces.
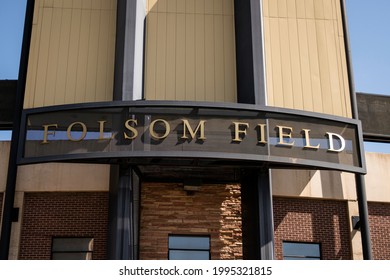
xmin=0 ymin=0 xmax=389 ymax=152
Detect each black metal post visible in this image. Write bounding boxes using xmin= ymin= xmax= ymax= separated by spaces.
xmin=340 ymin=0 xmax=372 ymax=259
xmin=0 ymin=0 xmax=35 ymax=260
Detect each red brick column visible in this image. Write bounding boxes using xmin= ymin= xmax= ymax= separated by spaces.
xmin=273 ymin=197 xmax=351 ymax=260
xmin=139 ymin=183 xmax=242 ymax=260
xmin=368 ymin=202 xmax=390 ymax=260
xmin=19 ymin=192 xmax=108 ymax=259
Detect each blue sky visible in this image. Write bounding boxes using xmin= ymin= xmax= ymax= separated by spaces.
xmin=0 ymin=0 xmax=389 ymax=152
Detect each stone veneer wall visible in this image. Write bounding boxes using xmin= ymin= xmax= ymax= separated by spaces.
xmin=139 ymin=183 xmax=242 ymax=260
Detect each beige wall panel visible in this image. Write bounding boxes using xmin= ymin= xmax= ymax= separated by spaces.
xmin=144 ymin=12 xmax=158 ymax=99
xmin=16 ymin=163 xmax=110 ymax=192
xmin=263 ymin=0 xmax=352 ymax=117
xmin=288 ymin=18 xmax=304 ymax=110
xmin=365 ymin=153 xmax=390 ymax=203
xmin=24 ymin=0 xmax=117 ymax=108
xmin=156 ymin=12 xmax=167 ymax=99
xmin=166 ymin=13 xmax=177 ymax=100
xmin=316 ymin=20 xmax=333 ymax=115
xmin=0 ymin=142 xmax=11 ymax=192
xmin=269 ymin=18 xmax=284 ymax=107
xmin=204 ymin=14 xmax=215 ymax=101
xmin=144 ymin=0 xmax=236 ymax=102
xmin=297 ymin=19 xmax=314 ymax=111
xmin=214 ymin=15 xmax=225 ymax=102
xmin=175 ymin=13 xmax=186 ymax=100
xmin=85 ymin=10 xmax=101 ymax=102
xmin=65 ymin=8 xmax=82 ymax=103
xmin=272 ymin=169 xmax=356 ymax=201
xmin=223 ymin=15 xmax=236 ymax=102
xmin=186 ymin=14 xmax=196 ymax=100
xmin=279 ymin=18 xmax=294 ymax=108
xmin=54 ymin=8 xmax=72 ymax=105
xmin=195 ymin=14 xmax=206 ymax=101
xmin=263 ymin=18 xmax=274 ymax=105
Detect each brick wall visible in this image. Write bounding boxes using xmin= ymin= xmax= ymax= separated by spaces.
xmin=139 ymin=183 xmax=242 ymax=260
xmin=368 ymin=202 xmax=390 ymax=260
xmin=19 ymin=192 xmax=108 ymax=260
xmin=273 ymin=197 xmax=351 ymax=260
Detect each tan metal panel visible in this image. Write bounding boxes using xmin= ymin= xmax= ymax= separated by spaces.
xmin=277 ymin=0 xmax=288 ymax=18
xmin=305 ymin=0 xmax=315 ymax=19
xmin=145 ymin=12 xmax=158 ymax=99
xmin=34 ymin=7 xmax=53 ymax=107
xmin=156 ymin=12 xmax=167 ymax=99
xmin=204 ymin=14 xmax=215 ymax=101
xmin=214 ymin=0 xmax=223 ymax=15
xmin=296 ymin=0 xmax=306 ymax=19
xmin=54 ymin=8 xmax=71 ymax=105
xmin=306 ymin=19 xmax=323 ymax=113
xmin=45 ymin=7 xmax=62 ymax=106
xmin=263 ymin=0 xmax=269 ymax=17
xmin=85 ymin=10 xmax=100 ymax=102
xmin=158 ymin=0 xmax=167 ymax=12
xmin=205 ymin=0 xmax=213 ymax=14
xmin=314 ymin=0 xmax=325 ymax=19
xmin=82 ymin=0 xmax=92 ymax=10
xmin=53 ymin=0 xmax=62 ymax=8
xmin=223 ymin=15 xmax=236 ymax=102
xmin=167 ymin=0 xmax=177 ymax=13
xmin=105 ymin=5 xmax=116 ymax=102
xmin=177 ymin=0 xmax=185 ymax=13
xmin=269 ymin=18 xmax=284 ymax=107
xmin=95 ymin=10 xmax=110 ymax=103
xmin=195 ymin=14 xmax=205 ymax=101
xmin=223 ymin=0 xmax=233 ymax=16
xmin=297 ymin=19 xmax=314 ymax=112
xmin=195 ymin=0 xmax=204 ymax=14
xmin=186 ymin=0 xmax=195 ymax=13
xmin=287 ymin=0 xmax=297 ymax=19
xmin=75 ymin=9 xmax=91 ymax=103
xmin=316 ymin=20 xmax=333 ymax=115
xmin=64 ymin=8 xmax=81 ymax=104
xmin=165 ymin=13 xmax=177 ymax=100
xmin=214 ymin=15 xmax=225 ymax=102
xmin=279 ymin=18 xmax=294 ymax=108
xmin=185 ymin=13 xmax=196 ymax=100
xmin=175 ymin=13 xmax=186 ymax=100
xmin=263 ymin=17 xmax=274 ymax=105
xmin=268 ymin=0 xmax=278 ymax=18
xmin=288 ymin=18 xmax=304 ymax=110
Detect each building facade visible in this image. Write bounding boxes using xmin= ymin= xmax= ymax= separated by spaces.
xmin=0 ymin=0 xmax=389 ymax=260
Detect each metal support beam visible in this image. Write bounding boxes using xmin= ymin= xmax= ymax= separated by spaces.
xmin=108 ymin=166 xmax=140 ymax=259
xmin=340 ymin=0 xmax=372 ymax=259
xmin=0 ymin=0 xmax=35 ymax=260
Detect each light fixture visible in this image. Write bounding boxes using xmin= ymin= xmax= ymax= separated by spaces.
xmin=352 ymin=216 xmax=361 ymax=230
xmin=183 ymin=179 xmax=202 ymax=192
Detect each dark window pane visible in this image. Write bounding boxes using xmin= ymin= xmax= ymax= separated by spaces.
xmin=283 ymin=242 xmax=320 ymax=260
xmin=169 ymin=250 xmax=209 ymax=260
xmin=52 ymin=252 xmax=92 ymax=260
xmin=52 ymin=238 xmax=93 ymax=251
xmin=168 ymin=236 xmax=210 ymax=250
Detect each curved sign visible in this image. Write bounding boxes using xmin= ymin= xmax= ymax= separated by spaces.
xmin=18 ymin=101 xmax=365 ymax=174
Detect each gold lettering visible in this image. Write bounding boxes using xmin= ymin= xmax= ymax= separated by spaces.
xmin=181 ymin=119 xmax=206 ymax=140
xmin=124 ymin=119 xmax=138 ymax=140
xmin=150 ymin=119 xmax=170 ymax=140
xmin=232 ymin=122 xmax=249 ymax=142
xmin=257 ymin=124 xmax=267 ymax=144
xmin=326 ymin=132 xmax=346 ymax=152
xmin=98 ymin=121 xmax=114 ymax=140
xmin=302 ymin=129 xmax=320 ymax=150
xmin=67 ymin=122 xmax=87 ymax=142
xmin=277 ymin=126 xmax=295 ymax=146
xmin=41 ymin=124 xmax=58 ymax=144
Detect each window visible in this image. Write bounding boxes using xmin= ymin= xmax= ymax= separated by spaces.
xmin=282 ymin=241 xmax=321 ymax=260
xmin=51 ymin=237 xmax=93 ymax=260
xmin=168 ymin=235 xmax=210 ymax=260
